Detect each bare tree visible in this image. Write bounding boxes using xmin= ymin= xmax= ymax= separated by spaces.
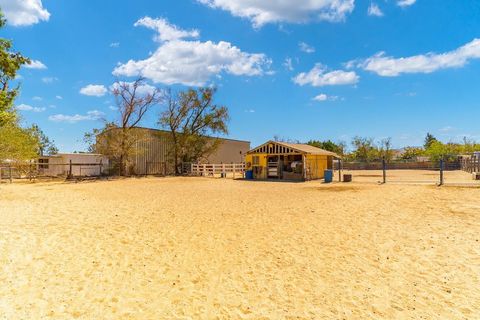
xmin=159 ymin=87 xmax=229 ymax=174
xmin=90 ymin=77 xmax=163 ymax=175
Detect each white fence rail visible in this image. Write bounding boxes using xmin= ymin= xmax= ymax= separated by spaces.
xmin=191 ymin=163 xmax=246 ymax=178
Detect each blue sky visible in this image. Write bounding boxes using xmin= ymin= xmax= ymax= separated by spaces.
xmin=3 ymin=0 xmax=480 ymax=151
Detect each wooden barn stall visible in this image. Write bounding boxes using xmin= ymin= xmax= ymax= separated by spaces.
xmin=244 ymin=141 xmax=339 ymax=181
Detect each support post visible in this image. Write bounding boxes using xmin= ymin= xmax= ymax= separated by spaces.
xmin=382 ymin=157 xmax=386 ymax=184
xmin=9 ymin=165 xmax=12 ymax=183
xmin=69 ymin=160 xmax=73 ymax=179
xmin=439 ymin=158 xmax=444 ymax=186
xmin=338 ymin=159 xmax=342 ymax=182
xmin=233 ymin=163 xmax=236 ymax=179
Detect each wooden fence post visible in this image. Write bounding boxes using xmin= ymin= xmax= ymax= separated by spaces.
xmin=233 ymin=163 xmax=236 ymax=179
xmin=382 ymin=157 xmax=386 ymax=184
xmin=338 ymin=159 xmax=342 ymax=182
xmin=9 ymin=165 xmax=12 ymax=183
xmin=69 ymin=160 xmax=73 ymax=179
xmin=439 ymin=158 xmax=444 ymax=186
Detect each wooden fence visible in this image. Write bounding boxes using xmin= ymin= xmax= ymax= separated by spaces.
xmin=460 ymin=157 xmax=480 ymax=173
xmin=191 ymin=163 xmax=245 ymax=178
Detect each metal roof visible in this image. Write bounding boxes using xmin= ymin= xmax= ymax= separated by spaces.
xmin=247 ymin=140 xmax=340 ymax=158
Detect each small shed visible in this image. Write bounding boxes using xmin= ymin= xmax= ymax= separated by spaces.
xmin=244 ymin=141 xmax=340 ymax=181
xmin=37 ymin=153 xmax=109 ymax=177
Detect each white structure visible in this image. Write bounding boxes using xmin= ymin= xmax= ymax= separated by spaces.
xmin=37 ymin=153 xmax=109 ymax=177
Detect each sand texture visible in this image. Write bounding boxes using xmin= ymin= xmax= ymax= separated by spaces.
xmin=1 ymin=177 xmax=480 ymax=319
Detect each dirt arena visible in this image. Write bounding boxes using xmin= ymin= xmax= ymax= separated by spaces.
xmin=1 ymin=176 xmax=480 ymax=319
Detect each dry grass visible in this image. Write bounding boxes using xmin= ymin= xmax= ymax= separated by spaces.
xmin=1 ymin=176 xmax=480 ymax=319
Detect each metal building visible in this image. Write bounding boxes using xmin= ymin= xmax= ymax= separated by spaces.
xmin=98 ymin=127 xmax=250 ymax=175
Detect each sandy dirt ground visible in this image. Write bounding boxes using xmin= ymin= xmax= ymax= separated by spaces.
xmin=1 ymin=176 xmax=480 ymax=319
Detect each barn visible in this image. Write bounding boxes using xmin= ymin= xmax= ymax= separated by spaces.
xmin=96 ymin=127 xmax=250 ymax=175
xmin=244 ymin=141 xmax=340 ymax=181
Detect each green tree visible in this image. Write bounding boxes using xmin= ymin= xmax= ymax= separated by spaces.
xmin=307 ymin=139 xmax=345 ymax=156
xmin=0 ymin=11 xmax=30 ymax=127
xmin=401 ymin=146 xmax=424 ymax=160
xmin=159 ymin=87 xmax=229 ymax=174
xmin=351 ymin=136 xmax=377 ymax=162
xmin=30 ymin=124 xmax=58 ymax=156
xmin=0 ymin=9 xmax=42 ymax=162
xmin=423 ymin=133 xmax=438 ymax=149
xmin=0 ymin=124 xmax=38 ymax=161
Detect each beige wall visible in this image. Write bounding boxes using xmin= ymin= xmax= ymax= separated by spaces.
xmin=38 ymin=154 xmax=109 ymax=176
xmin=205 ymin=139 xmax=250 ymax=164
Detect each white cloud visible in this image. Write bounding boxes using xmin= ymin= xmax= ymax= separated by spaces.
xmin=197 ymin=0 xmax=355 ymax=28
xmin=80 ymin=84 xmax=108 ymax=97
xmin=25 ymin=59 xmax=47 ymax=70
xmin=244 ymin=109 xmax=255 ymax=113
xmin=32 ymin=96 xmax=42 ymax=101
xmin=55 ymin=95 xmax=63 ymax=100
xmin=313 ymin=94 xmax=328 ymax=101
xmin=134 ymin=17 xmax=200 ymax=42
xmin=42 ymin=77 xmax=58 ymax=83
xmin=293 ymin=63 xmax=359 ymax=87
xmin=359 ymin=38 xmax=480 ymax=76
xmin=109 ymin=105 xmax=118 ymax=111
xmin=113 ymin=17 xmax=271 ymax=86
xmin=299 ymin=42 xmax=315 ymax=53
xmin=368 ymin=3 xmax=383 ymax=17
xmin=110 ymin=42 xmax=120 ymax=48
xmin=15 ymin=103 xmax=46 ymax=112
xmin=397 ymin=0 xmax=416 ymax=7
xmin=48 ymin=110 xmax=105 ymax=123
xmin=0 ymin=0 xmax=50 ymax=26
xmin=313 ymin=94 xmax=340 ymax=102
xmin=283 ymin=57 xmax=294 ymax=71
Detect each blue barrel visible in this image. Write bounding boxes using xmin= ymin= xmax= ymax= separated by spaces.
xmin=324 ymin=169 xmax=333 ymax=183
xmin=245 ymin=170 xmax=253 ymax=180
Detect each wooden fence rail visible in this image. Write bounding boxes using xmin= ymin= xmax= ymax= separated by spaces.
xmin=191 ymin=163 xmax=245 ymax=179
xmin=460 ymin=157 xmax=480 ymax=173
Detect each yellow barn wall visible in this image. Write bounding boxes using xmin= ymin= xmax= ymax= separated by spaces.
xmin=245 ymin=153 xmax=268 ymax=179
xmin=305 ymin=154 xmax=329 ymax=180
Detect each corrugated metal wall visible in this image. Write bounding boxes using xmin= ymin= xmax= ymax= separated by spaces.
xmin=132 ymin=130 xmax=174 ymax=175
xmin=124 ymin=128 xmax=249 ymax=175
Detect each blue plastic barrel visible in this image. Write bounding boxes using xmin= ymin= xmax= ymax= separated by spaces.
xmin=324 ymin=169 xmax=333 ymax=183
xmin=245 ymin=170 xmax=253 ymax=180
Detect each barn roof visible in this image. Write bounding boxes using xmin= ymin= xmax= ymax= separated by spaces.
xmin=247 ymin=140 xmax=340 ymax=158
